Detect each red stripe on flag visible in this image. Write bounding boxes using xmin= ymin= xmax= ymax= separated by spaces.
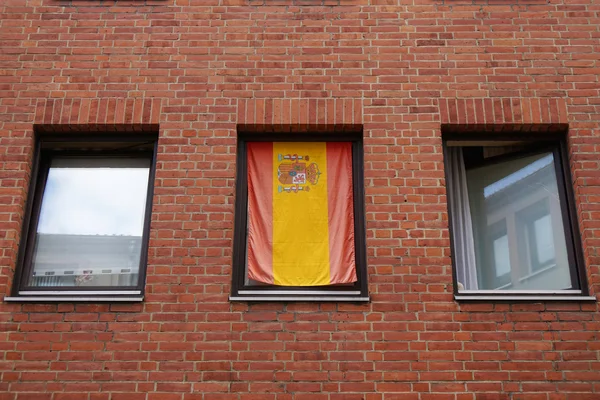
xmin=326 ymin=142 xmax=357 ymax=284
xmin=247 ymin=142 xmax=274 ymax=284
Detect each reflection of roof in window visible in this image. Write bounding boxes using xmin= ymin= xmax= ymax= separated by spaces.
xmin=484 ymin=154 xmax=554 ymax=198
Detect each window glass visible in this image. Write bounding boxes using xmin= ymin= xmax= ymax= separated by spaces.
xmin=28 ymin=157 xmax=150 ymax=288
xmin=465 ymin=151 xmax=572 ymax=290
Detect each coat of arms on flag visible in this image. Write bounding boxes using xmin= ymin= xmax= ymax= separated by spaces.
xmin=277 ymin=153 xmax=321 ymax=193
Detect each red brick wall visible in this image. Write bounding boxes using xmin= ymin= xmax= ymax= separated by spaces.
xmin=2 ymin=0 xmax=600 ymax=398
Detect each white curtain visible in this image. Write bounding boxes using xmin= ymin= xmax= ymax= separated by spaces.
xmin=448 ymin=147 xmax=478 ymax=290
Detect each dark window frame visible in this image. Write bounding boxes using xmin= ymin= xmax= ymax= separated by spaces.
xmin=9 ymin=133 xmax=158 ymax=301
xmin=230 ymin=131 xmax=369 ymax=302
xmin=443 ymin=132 xmax=592 ymax=301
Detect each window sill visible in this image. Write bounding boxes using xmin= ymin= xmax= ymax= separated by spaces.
xmin=4 ymin=296 xmax=144 ymax=302
xmin=455 ymin=293 xmax=596 ymax=302
xmin=230 ymin=295 xmax=370 ymax=302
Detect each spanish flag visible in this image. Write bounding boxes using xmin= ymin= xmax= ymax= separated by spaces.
xmin=247 ymin=142 xmax=357 ymax=286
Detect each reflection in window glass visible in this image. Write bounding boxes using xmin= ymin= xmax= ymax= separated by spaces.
xmin=28 ymin=158 xmax=150 ymax=288
xmin=467 ymin=151 xmax=572 ymax=290
xmin=493 ymin=235 xmax=510 ymax=277
xmin=534 ymin=214 xmax=555 ymax=265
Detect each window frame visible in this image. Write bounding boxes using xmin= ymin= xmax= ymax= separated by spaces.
xmin=443 ymin=133 xmax=593 ymax=301
xmin=8 ymin=133 xmax=158 ymax=302
xmin=230 ymin=132 xmax=369 ymax=302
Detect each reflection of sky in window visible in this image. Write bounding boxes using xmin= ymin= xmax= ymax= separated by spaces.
xmin=484 ymin=154 xmax=553 ymax=198
xmin=37 ymin=168 xmax=150 ymax=236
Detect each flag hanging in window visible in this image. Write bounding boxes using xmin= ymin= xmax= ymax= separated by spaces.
xmin=247 ymin=142 xmax=357 ymax=286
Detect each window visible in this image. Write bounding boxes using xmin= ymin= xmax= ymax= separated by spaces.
xmin=444 ymin=134 xmax=590 ymax=300
xmin=231 ymin=132 xmax=368 ymax=301
xmin=9 ymin=134 xmax=157 ymax=301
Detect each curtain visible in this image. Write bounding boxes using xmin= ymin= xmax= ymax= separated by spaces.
xmin=448 ymin=147 xmax=478 ymax=291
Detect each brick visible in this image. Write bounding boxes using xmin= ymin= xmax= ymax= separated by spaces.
xmin=2 ymin=2 xmax=600 ymax=400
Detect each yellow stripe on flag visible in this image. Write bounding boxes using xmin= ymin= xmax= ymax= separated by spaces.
xmin=272 ymin=142 xmax=330 ymax=286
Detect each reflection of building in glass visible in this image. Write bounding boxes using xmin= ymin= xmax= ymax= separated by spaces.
xmin=468 ymin=153 xmax=571 ymax=291
xmin=30 ymin=234 xmax=142 ymax=287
